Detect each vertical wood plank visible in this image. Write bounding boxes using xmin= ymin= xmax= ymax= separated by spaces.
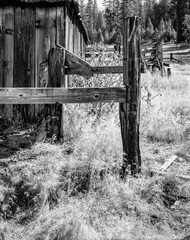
xmin=48 ymin=48 xmax=65 ymax=138
xmin=3 ymin=7 xmax=14 ymax=118
xmin=56 ymin=6 xmax=66 ymax=138
xmin=48 ymin=48 xmax=64 ymax=87
xmin=35 ymin=7 xmax=57 ymax=87
xmin=35 ymin=7 xmax=57 ymax=117
xmin=65 ymin=6 xmax=70 ymax=88
xmin=120 ymin=17 xmax=130 ymax=177
xmin=61 ymin=49 xmax=65 ymax=138
xmin=120 ymin=17 xmax=141 ymax=177
xmin=65 ymin=8 xmax=69 ymax=51
xmin=0 ymin=7 xmax=4 ymax=115
xmin=14 ymin=7 xmax=35 ymax=121
xmin=0 ymin=7 xmax=4 ymax=89
xmin=56 ymin=6 xmax=65 ymax=47
xmin=4 ymin=7 xmax=14 ymax=88
xmin=14 ymin=7 xmax=35 ymax=88
xmin=35 ymin=6 xmax=64 ymax=139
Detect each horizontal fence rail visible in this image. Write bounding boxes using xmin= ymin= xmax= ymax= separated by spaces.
xmin=0 ymin=87 xmax=127 ymax=104
xmin=65 ymin=66 xmax=123 ymax=75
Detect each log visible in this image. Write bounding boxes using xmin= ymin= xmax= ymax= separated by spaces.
xmin=0 ymin=87 xmax=127 ymax=104
xmin=120 ymin=17 xmax=141 ymax=177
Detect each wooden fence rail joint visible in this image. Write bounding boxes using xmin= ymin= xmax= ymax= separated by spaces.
xmin=0 ymin=16 xmax=142 ymax=179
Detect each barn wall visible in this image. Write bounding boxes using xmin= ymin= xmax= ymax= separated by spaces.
xmin=0 ymin=3 xmax=87 ymax=120
xmin=66 ymin=4 xmax=86 ymax=56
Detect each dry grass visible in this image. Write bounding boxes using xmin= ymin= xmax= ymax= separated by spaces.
xmin=1 ymin=63 xmax=190 ymax=240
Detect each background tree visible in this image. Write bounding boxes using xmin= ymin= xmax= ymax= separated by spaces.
xmin=183 ymin=14 xmax=190 ymax=43
xmin=158 ymin=18 xmax=166 ymax=36
xmin=85 ymin=0 xmax=94 ymax=42
xmin=170 ymin=0 xmax=190 ymax=42
xmin=93 ymin=0 xmax=98 ymax=30
xmin=145 ymin=17 xmax=154 ymax=39
xmin=96 ymin=29 xmax=104 ymax=43
xmin=79 ymin=0 xmax=86 ymax=21
xmin=80 ymin=0 xmax=190 ymax=44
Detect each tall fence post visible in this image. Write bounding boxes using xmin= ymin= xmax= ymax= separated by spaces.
xmin=48 ymin=47 xmax=65 ymax=139
xmin=120 ymin=17 xmax=141 ymax=177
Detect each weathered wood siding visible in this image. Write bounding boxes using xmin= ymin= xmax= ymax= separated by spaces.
xmin=0 ymin=7 xmax=14 ymax=118
xmin=0 ymin=2 xmax=87 ymax=120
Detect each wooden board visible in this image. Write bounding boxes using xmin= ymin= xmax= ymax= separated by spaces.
xmin=3 ymin=7 xmax=14 ymax=89
xmin=0 ymin=7 xmax=14 ymax=118
xmin=0 ymin=7 xmax=3 ymax=89
xmin=67 ymin=15 xmax=73 ymax=52
xmin=160 ymin=155 xmax=178 ymax=171
xmin=49 ymin=48 xmax=65 ymax=87
xmin=120 ymin=17 xmax=141 ymax=177
xmin=65 ymin=66 xmax=123 ymax=76
xmin=0 ymin=7 xmax=4 ymax=114
xmin=14 ymin=7 xmax=35 ymax=88
xmin=0 ymin=87 xmax=127 ymax=104
xmin=13 ymin=7 xmax=36 ymax=121
xmin=35 ymin=7 xmax=57 ymax=87
xmin=35 ymin=7 xmax=57 ymax=115
xmin=65 ymin=48 xmax=92 ymax=68
xmin=56 ymin=6 xmax=65 ymax=47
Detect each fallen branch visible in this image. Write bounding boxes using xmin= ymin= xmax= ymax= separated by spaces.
xmin=151 ymin=169 xmax=190 ymax=181
xmin=159 ymin=155 xmax=178 ymax=171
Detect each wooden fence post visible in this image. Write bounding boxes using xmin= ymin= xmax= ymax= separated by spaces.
xmin=61 ymin=48 xmax=65 ymax=139
xmin=120 ymin=17 xmax=141 ymax=177
xmin=48 ymin=47 xmax=65 ymax=139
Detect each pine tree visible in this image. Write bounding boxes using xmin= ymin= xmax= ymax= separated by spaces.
xmin=97 ymin=29 xmax=104 ymax=43
xmin=93 ymin=0 xmax=98 ymax=30
xmin=183 ymin=14 xmax=190 ymax=43
xmin=102 ymin=0 xmax=113 ymax=9
xmin=144 ymin=17 xmax=154 ymax=39
xmin=143 ymin=0 xmax=157 ymax=27
xmin=85 ymin=0 xmax=94 ymax=42
xmin=170 ymin=0 xmax=190 ymax=42
xmin=158 ymin=18 xmax=166 ymax=35
xmin=79 ymin=0 xmax=86 ymax=21
xmin=96 ymin=11 xmax=106 ymax=32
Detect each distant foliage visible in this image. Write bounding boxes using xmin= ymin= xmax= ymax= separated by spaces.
xmin=143 ymin=0 xmax=190 ymax=42
xmin=80 ymin=0 xmax=190 ymax=43
xmin=183 ymin=14 xmax=190 ymax=43
xmin=144 ymin=17 xmax=155 ymax=40
xmin=79 ymin=0 xmax=106 ymax=43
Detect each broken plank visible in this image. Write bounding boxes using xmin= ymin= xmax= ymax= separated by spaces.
xmin=65 ymin=66 xmax=123 ymax=76
xmin=65 ymin=48 xmax=92 ymax=68
xmin=159 ymin=155 xmax=178 ymax=171
xmin=151 ymin=169 xmax=190 ymax=181
xmin=57 ymin=45 xmax=92 ymax=69
xmin=0 ymin=87 xmax=126 ymax=104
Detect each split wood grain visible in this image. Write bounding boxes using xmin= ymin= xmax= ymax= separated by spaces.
xmin=0 ymin=87 xmax=127 ymax=104
xmin=120 ymin=17 xmax=141 ymax=177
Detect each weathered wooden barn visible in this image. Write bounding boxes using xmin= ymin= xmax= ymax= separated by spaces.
xmin=0 ymin=0 xmax=88 ymax=120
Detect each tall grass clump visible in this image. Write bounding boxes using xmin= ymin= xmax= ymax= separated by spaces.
xmin=141 ymin=65 xmax=190 ymax=144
